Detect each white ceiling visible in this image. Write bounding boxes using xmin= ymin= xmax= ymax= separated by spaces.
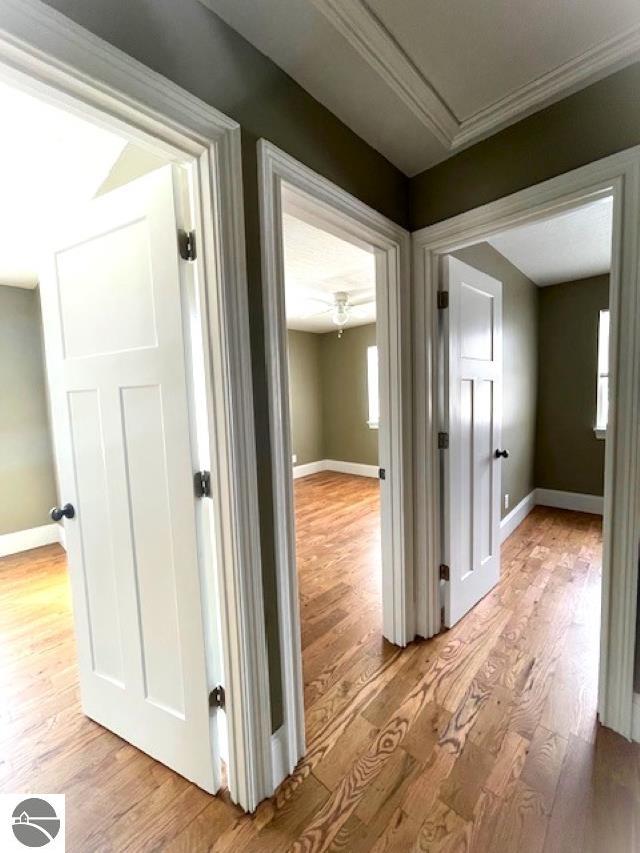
xmin=283 ymin=210 xmax=376 ymax=333
xmin=487 ymin=196 xmax=613 ymax=286
xmin=201 ymin=0 xmax=640 ymax=176
xmin=0 ymin=81 xmax=128 ymax=289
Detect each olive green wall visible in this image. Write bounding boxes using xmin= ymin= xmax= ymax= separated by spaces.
xmin=536 ymin=275 xmax=609 ymax=496
xmin=287 ymin=331 xmax=323 ymax=466
xmin=451 ymin=244 xmax=538 ymax=519
xmin=0 ymin=287 xmax=57 ymax=536
xmin=39 ymin=0 xmax=635 ymax=727
xmin=287 ymin=325 xmax=379 ymax=467
xmin=410 ymin=60 xmax=640 ymax=228
xmin=321 ymin=325 xmax=379 ymax=467
xmin=41 ymin=0 xmax=408 ymax=731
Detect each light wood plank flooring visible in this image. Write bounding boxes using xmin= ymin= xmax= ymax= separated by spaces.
xmin=1 ymin=471 xmax=638 ymax=851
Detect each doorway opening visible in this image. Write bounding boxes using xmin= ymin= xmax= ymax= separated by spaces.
xmin=433 ymin=194 xmax=614 ymax=745
xmin=258 ymin=141 xmax=412 ymax=783
xmin=0 ymin=45 xmax=258 ymax=826
xmin=281 ymin=185 xmax=385 ymax=744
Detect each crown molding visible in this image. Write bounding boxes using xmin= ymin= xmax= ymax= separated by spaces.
xmin=454 ymin=22 xmax=640 ymax=149
xmin=313 ymin=0 xmax=640 ymax=161
xmin=311 ymin=0 xmax=458 ymax=148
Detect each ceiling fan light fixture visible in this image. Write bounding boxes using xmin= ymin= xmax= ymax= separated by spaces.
xmin=332 ymin=291 xmax=350 ymax=326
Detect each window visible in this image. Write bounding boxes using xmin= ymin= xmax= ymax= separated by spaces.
xmin=596 ymin=309 xmax=610 ymax=437
xmin=367 ymin=345 xmax=379 ymax=429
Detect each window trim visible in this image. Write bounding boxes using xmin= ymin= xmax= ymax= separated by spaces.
xmin=595 ymin=308 xmax=610 ymax=439
xmin=367 ymin=344 xmax=379 ymax=429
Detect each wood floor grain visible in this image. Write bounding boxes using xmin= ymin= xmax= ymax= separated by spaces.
xmin=1 ymin=471 xmax=638 ymax=851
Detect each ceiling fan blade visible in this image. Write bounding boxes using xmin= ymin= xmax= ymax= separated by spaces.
xmin=348 ymin=293 xmax=376 ymax=308
xmin=301 ymin=305 xmax=332 ymax=318
xmin=350 ymin=304 xmax=375 ymax=318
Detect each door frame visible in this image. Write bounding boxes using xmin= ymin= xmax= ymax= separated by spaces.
xmin=413 ymin=148 xmax=640 ymax=739
xmin=258 ymin=140 xmax=413 ymax=783
xmin=0 ymin=0 xmax=269 ymax=811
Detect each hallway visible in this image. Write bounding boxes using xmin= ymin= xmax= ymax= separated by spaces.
xmin=1 ymin=494 xmax=638 ymax=850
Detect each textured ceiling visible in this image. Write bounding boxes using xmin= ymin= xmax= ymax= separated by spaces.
xmin=282 ymin=211 xmax=376 ymax=333
xmin=488 ymin=196 xmax=613 ymax=286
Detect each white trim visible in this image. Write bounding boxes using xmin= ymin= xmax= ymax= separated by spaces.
xmin=0 ymin=0 xmax=266 ymax=812
xmin=312 ymin=0 xmax=640 ymax=161
xmin=413 ymin=146 xmax=640 ymax=741
xmin=0 ymin=523 xmax=60 ymax=558
xmin=499 ymin=489 xmax=605 ymax=544
xmin=500 ymin=490 xmax=537 ymax=543
xmin=292 ymin=460 xmax=326 ymax=479
xmin=595 ymin=428 xmax=607 ymax=440
xmin=57 ymin=524 xmax=66 ymax=551
xmin=536 ymin=488 xmax=604 ymax=516
xmin=270 ymin=725 xmax=289 ymax=789
xmin=632 ymin=694 xmax=640 ymax=742
xmin=293 ymin=459 xmax=380 ymax=480
xmin=311 ymin=0 xmax=457 ymax=149
xmin=453 ymin=25 xmax=640 ymax=150
xmin=325 ymin=460 xmax=379 ymax=479
xmin=259 ymin=140 xmax=413 ymax=790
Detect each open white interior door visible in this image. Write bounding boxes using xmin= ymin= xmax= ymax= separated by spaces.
xmin=40 ymin=165 xmax=221 ymax=793
xmin=442 ymin=256 xmax=503 ymax=628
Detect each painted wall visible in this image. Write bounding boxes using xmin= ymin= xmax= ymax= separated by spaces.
xmin=287 ymin=331 xmax=324 ymax=466
xmin=287 ymin=325 xmax=379 ymax=467
xmin=451 ymin=244 xmax=538 ymax=519
xmin=96 ymin=143 xmax=169 ymax=195
xmin=536 ymin=275 xmax=609 ymax=496
xmin=38 ymin=0 xmax=631 ymax=730
xmin=0 ymin=287 xmax=57 ymax=535
xmin=41 ymin=0 xmax=408 ymax=731
xmin=321 ymin=325 xmax=378 ymax=466
xmin=410 ymin=60 xmax=640 ymax=228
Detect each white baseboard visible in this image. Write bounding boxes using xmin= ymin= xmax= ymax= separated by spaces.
xmin=0 ymin=523 xmax=63 ymax=558
xmin=292 ymin=460 xmax=326 ymax=479
xmin=500 ymin=490 xmax=537 ymax=542
xmin=293 ymin=459 xmax=379 ymax=479
xmin=270 ymin=724 xmax=289 ymax=789
xmin=632 ymin=694 xmax=640 ymax=742
xmin=324 ymin=459 xmax=379 ymax=478
xmin=499 ymin=487 xmax=604 ymax=544
xmin=535 ymin=488 xmax=603 ymax=515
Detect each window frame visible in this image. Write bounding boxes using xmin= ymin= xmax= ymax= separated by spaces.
xmin=367 ymin=344 xmax=379 ymax=429
xmin=595 ymin=308 xmax=610 ymax=439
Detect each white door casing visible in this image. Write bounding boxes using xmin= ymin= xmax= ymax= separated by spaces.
xmin=258 ymin=140 xmax=413 ymax=786
xmin=40 ymin=165 xmax=221 ymax=793
xmin=0 ymin=0 xmax=269 ymax=810
xmin=414 ymin=153 xmax=640 ymax=742
xmin=442 ymin=257 xmax=502 ymax=627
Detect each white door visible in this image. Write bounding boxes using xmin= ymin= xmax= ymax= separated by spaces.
xmin=442 ymin=256 xmax=503 ymax=627
xmin=40 ymin=165 xmax=221 ymax=793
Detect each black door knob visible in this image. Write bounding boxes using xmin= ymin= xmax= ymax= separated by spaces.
xmin=494 ymin=449 xmax=510 ymax=459
xmin=50 ymin=503 xmax=75 ymax=521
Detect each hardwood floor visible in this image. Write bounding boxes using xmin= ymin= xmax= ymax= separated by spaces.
xmin=1 ymin=471 xmax=638 ymax=851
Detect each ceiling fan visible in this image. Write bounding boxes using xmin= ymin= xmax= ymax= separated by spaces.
xmin=287 ymin=289 xmax=375 ymax=328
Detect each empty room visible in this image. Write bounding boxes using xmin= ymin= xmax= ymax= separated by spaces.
xmin=282 ymin=195 xmax=385 ymax=734
xmin=3 ymin=1 xmax=640 ymax=851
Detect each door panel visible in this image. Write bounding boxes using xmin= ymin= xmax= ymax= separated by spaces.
xmin=443 ymin=256 xmax=502 ymax=627
xmin=40 ymin=165 xmax=220 ymax=792
xmin=68 ymin=388 xmax=124 ymax=685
